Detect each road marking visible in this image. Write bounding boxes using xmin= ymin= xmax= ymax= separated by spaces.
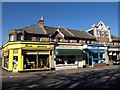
xmin=69 ymin=83 xmax=79 ymax=88
xmin=26 ymin=84 xmax=38 ymax=88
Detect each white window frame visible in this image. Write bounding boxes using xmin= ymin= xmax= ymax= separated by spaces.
xmin=106 ymin=31 xmax=109 ymax=38
xmin=97 ymin=31 xmax=100 ymax=37
xmin=10 ymin=34 xmax=14 ymax=41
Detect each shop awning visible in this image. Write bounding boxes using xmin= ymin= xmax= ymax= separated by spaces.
xmin=55 ymin=49 xmax=83 ymax=55
xmin=88 ymin=49 xmax=105 ymax=53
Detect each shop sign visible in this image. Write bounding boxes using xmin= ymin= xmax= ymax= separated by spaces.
xmin=13 ymin=50 xmax=18 ymax=54
xmin=56 ymin=45 xmax=82 ymax=49
xmin=25 ymin=51 xmax=49 ymax=55
xmin=4 ymin=51 xmax=9 ymax=56
xmin=26 ymin=44 xmax=50 ymax=49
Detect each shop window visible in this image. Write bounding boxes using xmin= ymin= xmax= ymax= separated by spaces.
xmin=24 ymin=55 xmax=37 ymax=69
xmin=68 ymin=39 xmax=73 ymax=43
xmin=36 ymin=36 xmax=41 ymax=41
xmin=55 ymin=56 xmax=65 ymax=64
xmin=66 ymin=56 xmax=76 ymax=64
xmin=93 ymin=53 xmax=98 ymax=58
xmin=4 ymin=56 xmax=9 ymax=68
xmin=17 ymin=33 xmax=22 ymax=41
xmin=100 ymin=53 xmax=103 ymax=58
xmin=38 ymin=55 xmax=49 ymax=68
xmin=9 ymin=34 xmax=14 ymax=41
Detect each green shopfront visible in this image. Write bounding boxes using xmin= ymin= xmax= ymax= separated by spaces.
xmin=54 ymin=43 xmax=83 ymax=70
xmin=83 ymin=44 xmax=108 ymax=67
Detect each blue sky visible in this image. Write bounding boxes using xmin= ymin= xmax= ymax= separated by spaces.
xmin=2 ymin=2 xmax=118 ymax=45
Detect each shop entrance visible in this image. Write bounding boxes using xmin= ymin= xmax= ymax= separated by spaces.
xmin=89 ymin=56 xmax=92 ymax=66
xmin=13 ymin=56 xmax=18 ymax=72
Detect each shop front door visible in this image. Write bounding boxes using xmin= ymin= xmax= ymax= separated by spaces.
xmin=13 ymin=56 xmax=18 ymax=72
xmin=89 ymin=56 xmax=92 ymax=67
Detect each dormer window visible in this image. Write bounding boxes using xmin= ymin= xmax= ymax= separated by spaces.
xmin=58 ymin=38 xmax=62 ymax=42
xmin=17 ymin=33 xmax=22 ymax=41
xmin=9 ymin=34 xmax=14 ymax=41
xmin=51 ymin=38 xmax=56 ymax=42
xmin=36 ymin=36 xmax=40 ymax=41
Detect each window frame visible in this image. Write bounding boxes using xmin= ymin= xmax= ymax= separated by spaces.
xmin=9 ymin=34 xmax=14 ymax=41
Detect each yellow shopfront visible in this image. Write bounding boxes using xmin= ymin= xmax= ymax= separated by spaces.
xmin=2 ymin=42 xmax=50 ymax=72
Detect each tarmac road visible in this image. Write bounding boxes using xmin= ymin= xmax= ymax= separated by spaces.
xmin=1 ymin=65 xmax=120 ymax=89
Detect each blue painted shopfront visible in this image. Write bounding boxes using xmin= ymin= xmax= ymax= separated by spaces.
xmin=83 ymin=44 xmax=106 ymax=67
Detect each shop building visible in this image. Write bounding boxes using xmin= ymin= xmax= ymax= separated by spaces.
xmin=54 ymin=43 xmax=83 ymax=70
xmin=2 ymin=42 xmax=52 ymax=72
xmin=83 ymin=44 xmax=109 ymax=67
xmin=2 ymin=16 xmax=120 ymax=72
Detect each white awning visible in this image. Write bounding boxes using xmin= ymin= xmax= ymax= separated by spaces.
xmin=108 ymin=48 xmax=120 ymax=51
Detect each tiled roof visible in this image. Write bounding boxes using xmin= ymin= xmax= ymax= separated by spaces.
xmin=21 ymin=24 xmax=46 ymax=34
xmin=18 ymin=25 xmax=96 ymax=39
xmin=44 ymin=26 xmax=57 ymax=35
xmin=44 ymin=26 xmax=76 ymax=37
xmin=44 ymin=26 xmax=96 ymax=39
xmin=67 ymin=29 xmax=96 ymax=39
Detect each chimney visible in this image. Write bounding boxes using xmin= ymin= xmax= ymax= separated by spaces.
xmin=38 ymin=16 xmax=44 ymax=27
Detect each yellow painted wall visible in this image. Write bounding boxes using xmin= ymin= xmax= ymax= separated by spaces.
xmin=8 ymin=49 xmax=13 ymax=71
xmin=2 ymin=42 xmax=50 ymax=72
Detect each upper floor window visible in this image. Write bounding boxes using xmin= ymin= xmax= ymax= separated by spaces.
xmin=97 ymin=31 xmax=100 ymax=37
xmin=102 ymin=31 xmax=104 ymax=37
xmin=51 ymin=38 xmax=56 ymax=42
xmin=68 ymin=39 xmax=73 ymax=43
xmin=36 ymin=36 xmax=40 ymax=41
xmin=106 ymin=31 xmax=109 ymax=38
xmin=9 ymin=34 xmax=14 ymax=41
xmin=58 ymin=38 xmax=62 ymax=42
xmin=17 ymin=33 xmax=22 ymax=41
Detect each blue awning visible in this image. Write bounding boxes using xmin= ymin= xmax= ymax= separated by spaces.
xmin=93 ymin=58 xmax=105 ymax=60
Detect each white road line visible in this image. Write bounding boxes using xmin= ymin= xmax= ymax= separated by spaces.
xmin=69 ymin=83 xmax=80 ymax=88
xmin=26 ymin=84 xmax=39 ymax=88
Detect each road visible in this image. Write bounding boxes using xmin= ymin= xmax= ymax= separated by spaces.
xmin=1 ymin=65 xmax=120 ymax=89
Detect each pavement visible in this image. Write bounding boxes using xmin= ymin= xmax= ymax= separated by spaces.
xmin=1 ymin=64 xmax=119 ymax=78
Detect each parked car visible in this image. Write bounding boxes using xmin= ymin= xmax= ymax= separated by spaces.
xmin=112 ymin=60 xmax=120 ymax=65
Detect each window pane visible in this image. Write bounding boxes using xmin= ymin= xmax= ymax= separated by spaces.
xmin=17 ymin=33 xmax=22 ymax=41
xmin=10 ymin=34 xmax=14 ymax=41
xmin=36 ymin=36 xmax=40 ymax=41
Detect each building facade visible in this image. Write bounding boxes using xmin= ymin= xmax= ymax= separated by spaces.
xmin=2 ymin=16 xmax=120 ymax=72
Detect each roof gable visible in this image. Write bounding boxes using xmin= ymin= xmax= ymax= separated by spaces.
xmin=97 ymin=21 xmax=108 ymax=30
